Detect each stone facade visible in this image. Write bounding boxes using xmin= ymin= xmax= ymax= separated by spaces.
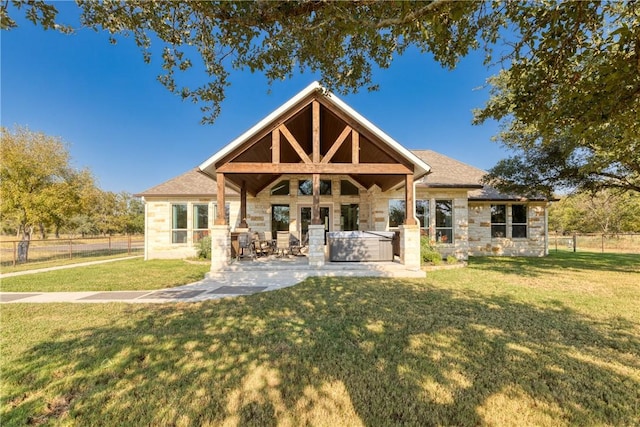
xmin=467 ymin=202 xmax=548 ymax=257
xmin=143 ymin=192 xmax=549 ymax=262
xmin=143 ymin=197 xmax=241 ymax=260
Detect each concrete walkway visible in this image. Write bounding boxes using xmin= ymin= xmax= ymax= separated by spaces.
xmin=0 ymin=257 xmax=425 ymax=304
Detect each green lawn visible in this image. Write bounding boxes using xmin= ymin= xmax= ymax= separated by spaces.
xmin=1 ymin=252 xmax=639 ymax=426
xmin=0 ymin=258 xmax=210 ymax=292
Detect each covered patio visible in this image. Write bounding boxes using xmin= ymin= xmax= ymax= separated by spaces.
xmin=198 ymin=82 xmax=430 ymax=271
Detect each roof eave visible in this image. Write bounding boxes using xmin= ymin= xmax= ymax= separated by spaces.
xmin=198 ymin=81 xmax=431 ymax=178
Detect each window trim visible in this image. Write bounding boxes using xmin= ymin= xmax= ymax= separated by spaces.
xmin=171 ymin=203 xmax=188 ymax=244
xmin=435 ymin=199 xmax=453 ymax=244
xmin=192 ymin=203 xmax=209 ymax=243
xmin=388 ymin=199 xmax=406 ymax=228
xmin=511 ymin=204 xmax=528 ymax=238
xmin=298 ymin=179 xmax=332 ymax=196
xmin=491 ymin=204 xmax=507 ymax=238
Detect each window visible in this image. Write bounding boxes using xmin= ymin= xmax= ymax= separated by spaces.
xmin=435 ymin=200 xmax=453 ymax=243
xmin=388 ymin=199 xmax=405 ymax=227
xmin=270 ymin=180 xmax=290 ymax=196
xmin=193 ymin=204 xmax=209 ymax=242
xmin=512 ymin=205 xmax=528 ymax=238
xmin=491 ymin=204 xmax=506 ymax=238
xmin=172 ymin=204 xmax=187 ymax=243
xmin=213 ymin=203 xmax=230 ymax=226
xmin=271 ymin=204 xmax=290 ymax=231
xmin=340 ymin=180 xmax=359 ymax=196
xmin=416 ymin=200 xmax=429 ymax=235
xmin=298 ymin=179 xmax=332 ymax=195
xmin=341 ymin=204 xmax=359 ymax=231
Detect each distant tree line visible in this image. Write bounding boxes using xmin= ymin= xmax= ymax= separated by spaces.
xmin=549 ymin=190 xmax=640 ymax=235
xmin=1 ymin=127 xmax=143 ymax=253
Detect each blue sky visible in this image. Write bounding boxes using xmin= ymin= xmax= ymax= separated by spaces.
xmin=1 ymin=3 xmax=508 ymax=194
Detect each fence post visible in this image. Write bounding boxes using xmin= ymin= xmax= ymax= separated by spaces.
xmin=108 ymin=236 xmax=112 ymax=254
xmin=13 ymin=241 xmax=17 ymax=266
xmin=554 ymin=234 xmax=557 ymax=252
xmin=69 ymin=239 xmax=73 ymax=259
xmin=601 ymin=234 xmax=604 ymax=253
xmin=127 ymin=235 xmax=131 ymax=255
xmin=573 ymin=233 xmax=577 ymax=253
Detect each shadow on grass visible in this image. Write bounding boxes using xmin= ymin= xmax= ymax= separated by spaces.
xmin=3 ymin=278 xmax=639 ymax=425
xmin=470 ymin=251 xmax=640 ymax=277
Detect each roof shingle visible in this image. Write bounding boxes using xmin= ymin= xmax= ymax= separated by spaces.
xmin=135 ymin=169 xmax=238 ymax=197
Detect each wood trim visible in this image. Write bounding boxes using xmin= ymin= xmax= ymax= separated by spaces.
xmin=214 ymin=94 xmax=316 ymax=167
xmin=239 ymin=181 xmax=247 ymax=227
xmin=352 ymin=129 xmax=359 ymax=164
xmin=312 ymin=173 xmax=321 ymax=224
xmin=272 ymin=128 xmax=280 ymax=164
xmin=218 ymin=162 xmax=413 ymax=174
xmin=215 ymin=173 xmax=226 ymax=225
xmin=321 ymin=125 xmax=352 ymax=164
xmin=279 ymin=124 xmax=312 ymax=164
xmin=404 ymin=174 xmax=417 ymax=225
xmin=315 ymin=97 xmax=412 ymax=168
xmin=312 ymin=101 xmax=320 ymax=164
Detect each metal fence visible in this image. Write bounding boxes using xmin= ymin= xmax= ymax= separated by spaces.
xmin=551 ymin=233 xmax=640 ymax=254
xmin=0 ymin=235 xmax=144 ymax=267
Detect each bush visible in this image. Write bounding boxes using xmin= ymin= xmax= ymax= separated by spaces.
xmin=447 ymin=255 xmax=458 ymax=264
xmin=197 ymin=236 xmax=212 ymax=260
xmin=420 ymin=236 xmax=442 ymax=265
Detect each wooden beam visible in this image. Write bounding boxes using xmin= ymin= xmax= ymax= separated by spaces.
xmin=312 ymin=100 xmax=320 ymax=163
xmin=321 ymin=125 xmax=351 ymax=164
xmin=272 ymin=128 xmax=280 ymax=164
xmin=279 ymin=124 xmax=311 ymax=164
xmin=215 ymin=173 xmax=226 ymax=225
xmin=312 ymin=173 xmax=321 ymax=225
xmin=218 ymin=162 xmax=413 ymax=175
xmin=352 ymin=129 xmax=359 ymax=164
xmin=215 ymin=95 xmax=316 ymax=167
xmin=404 ymin=174 xmax=417 ymax=225
xmin=239 ymin=181 xmax=248 ymax=227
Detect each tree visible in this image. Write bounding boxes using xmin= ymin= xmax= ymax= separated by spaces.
xmin=0 ymin=126 xmax=96 ymax=262
xmin=549 ymin=190 xmax=640 ymax=234
xmin=3 ymin=1 xmax=638 ymax=193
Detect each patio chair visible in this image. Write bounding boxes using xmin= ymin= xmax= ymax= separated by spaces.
xmin=276 ymin=231 xmax=290 ymax=257
xmin=237 ymin=232 xmax=256 ymax=260
xmin=289 ymin=232 xmax=307 ymax=256
xmin=253 ymin=232 xmax=271 ymax=257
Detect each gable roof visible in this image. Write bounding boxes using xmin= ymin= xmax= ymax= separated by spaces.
xmin=135 ymin=169 xmax=238 ymax=198
xmin=198 ymin=81 xmax=431 ymax=188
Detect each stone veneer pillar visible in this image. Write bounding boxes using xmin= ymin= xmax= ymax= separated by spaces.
xmin=399 ymin=224 xmax=421 ymax=270
xmin=307 ymin=224 xmax=325 ymax=268
xmin=210 ymin=225 xmax=230 ymax=272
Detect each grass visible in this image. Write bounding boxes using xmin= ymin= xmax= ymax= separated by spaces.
xmin=0 ymin=259 xmax=210 ymax=292
xmin=0 ymin=253 xmax=142 ymax=274
xmin=1 ymin=252 xmax=639 ymax=426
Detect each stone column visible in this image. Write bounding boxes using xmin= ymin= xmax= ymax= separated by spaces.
xmin=399 ymin=224 xmax=421 ymax=270
xmin=307 ymin=224 xmax=325 ymax=268
xmin=210 ymin=224 xmax=230 ymax=271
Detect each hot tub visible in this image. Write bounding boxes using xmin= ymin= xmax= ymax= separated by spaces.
xmin=328 ymin=231 xmax=395 ymax=262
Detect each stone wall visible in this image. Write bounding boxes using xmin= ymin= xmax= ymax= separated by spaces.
xmin=372 ymin=188 xmax=470 ymax=260
xmin=467 ymin=202 xmax=547 ymax=257
xmin=143 ymin=197 xmax=241 ymax=260
xmin=143 ymin=190 xmax=549 ymax=261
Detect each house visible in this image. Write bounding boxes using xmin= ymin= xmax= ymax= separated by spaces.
xmin=137 ymin=82 xmax=550 ymax=270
